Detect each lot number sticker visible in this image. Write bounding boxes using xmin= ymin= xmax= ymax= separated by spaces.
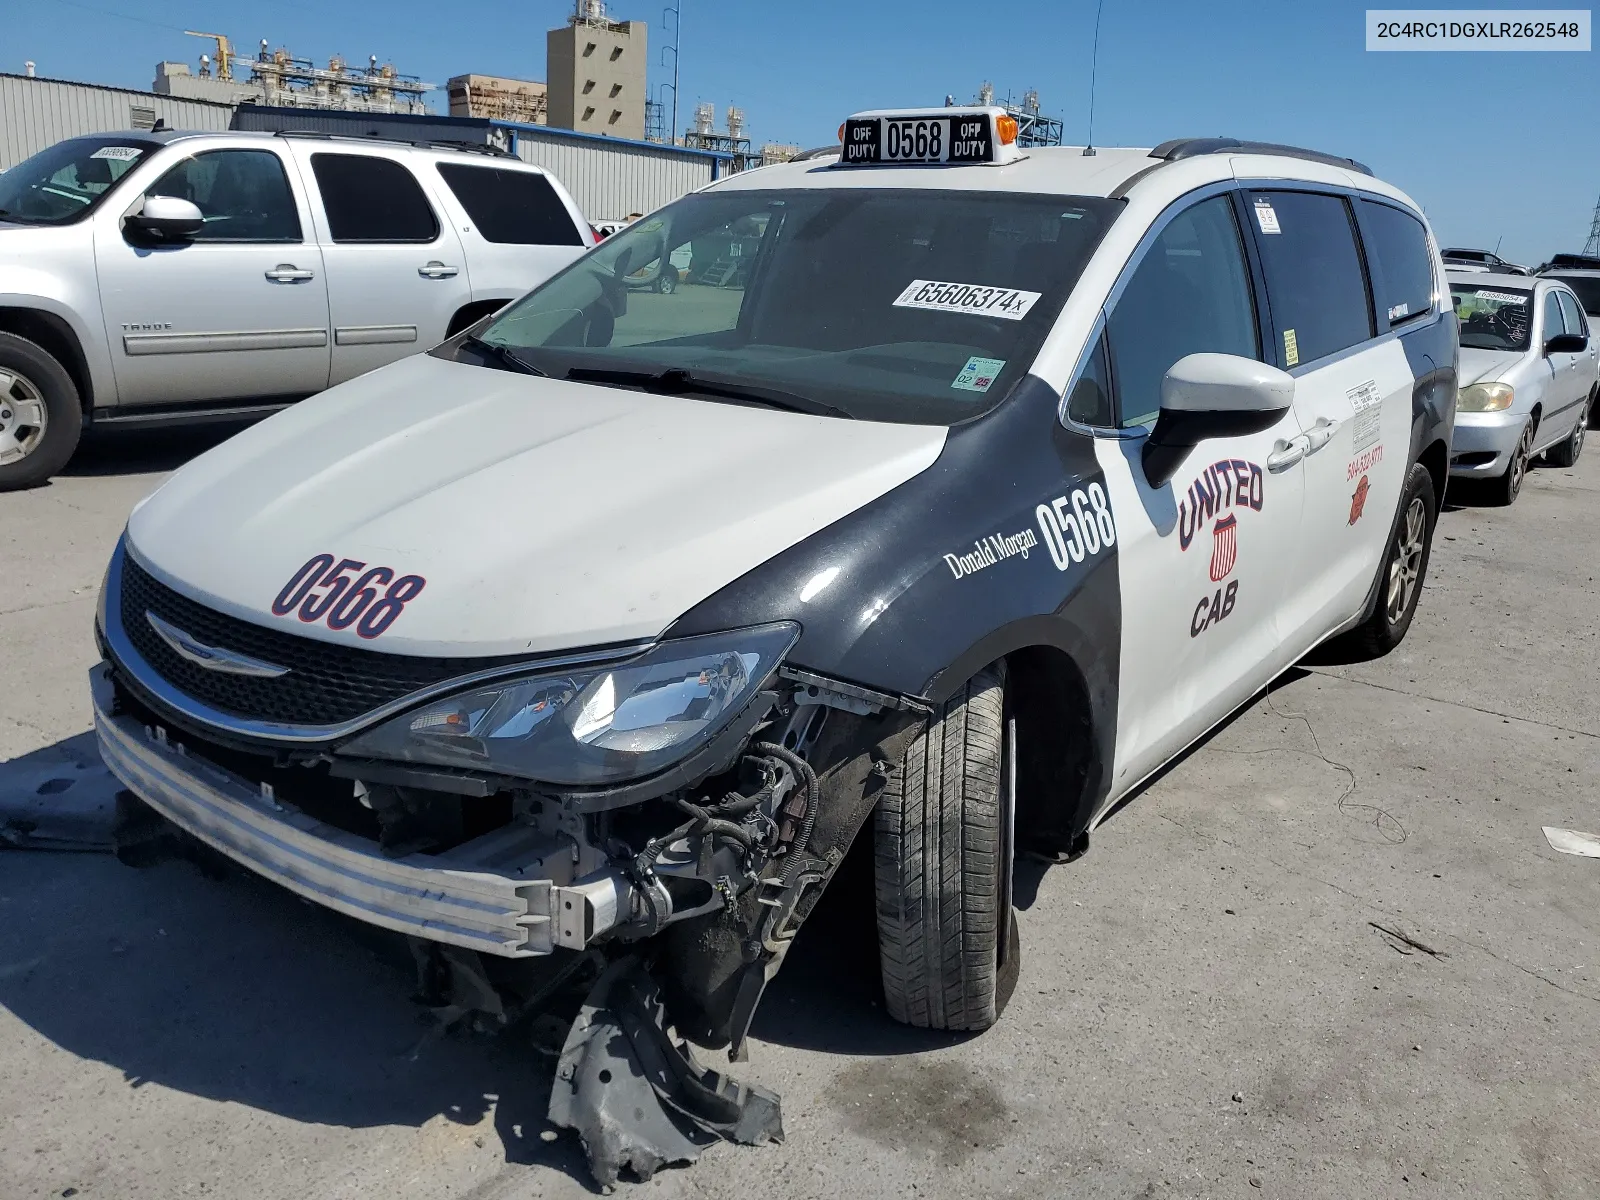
xmin=90 ymin=146 xmax=141 ymax=160
xmin=1253 ymin=198 xmax=1281 ymax=234
xmin=1036 ymin=484 xmax=1117 ymax=570
xmin=893 ymin=280 xmax=1042 ymax=321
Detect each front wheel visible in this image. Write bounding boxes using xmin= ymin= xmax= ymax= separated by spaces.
xmin=1546 ymin=396 xmax=1589 ymax=468
xmin=874 ymin=666 xmax=1018 ymax=1031
xmin=0 ymin=332 xmax=82 ymax=491
xmin=655 ymin=272 xmax=677 ymax=294
xmin=1491 ymin=420 xmax=1535 ymax=505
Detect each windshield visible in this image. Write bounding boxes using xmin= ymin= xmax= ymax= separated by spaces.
xmin=0 ymin=137 xmax=157 ymax=225
xmin=474 ymin=187 xmax=1122 ymax=424
xmin=1451 ymin=283 xmax=1533 ymax=351
xmin=1547 ymin=275 xmax=1600 ymax=317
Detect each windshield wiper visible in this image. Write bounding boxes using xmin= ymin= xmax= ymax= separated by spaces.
xmin=564 ymin=366 xmax=853 ymax=419
xmin=462 ymin=334 xmax=547 ymax=377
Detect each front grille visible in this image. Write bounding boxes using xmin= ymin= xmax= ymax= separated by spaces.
xmin=118 ymin=555 xmax=529 ymax=728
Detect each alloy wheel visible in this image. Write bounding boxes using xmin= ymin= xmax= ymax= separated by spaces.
xmin=1385 ymin=497 xmax=1427 ymax=625
xmin=0 ymin=368 xmax=48 ymax=467
xmin=1574 ymin=407 xmax=1588 ymax=458
xmin=1508 ymin=424 xmax=1533 ymax=499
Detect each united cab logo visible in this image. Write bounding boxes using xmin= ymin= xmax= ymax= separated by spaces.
xmin=1179 ymin=459 xmax=1263 ymax=638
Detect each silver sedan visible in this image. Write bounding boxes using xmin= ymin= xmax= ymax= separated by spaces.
xmin=1449 ymin=271 xmax=1599 ymax=504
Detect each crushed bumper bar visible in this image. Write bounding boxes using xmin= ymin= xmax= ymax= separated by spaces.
xmin=90 ymin=663 xmax=631 ymax=957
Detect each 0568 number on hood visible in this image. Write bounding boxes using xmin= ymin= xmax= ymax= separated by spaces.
xmin=270 ymin=553 xmax=427 ymax=639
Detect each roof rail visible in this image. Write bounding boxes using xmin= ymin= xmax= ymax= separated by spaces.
xmin=791 ymin=144 xmax=841 ymax=162
xmin=1149 ymin=137 xmax=1373 ymax=177
xmin=270 ymin=129 xmax=514 ymax=158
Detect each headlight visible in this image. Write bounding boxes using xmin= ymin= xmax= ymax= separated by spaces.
xmin=1458 ymin=382 xmax=1514 ymax=412
xmin=338 ymin=623 xmax=799 ymax=786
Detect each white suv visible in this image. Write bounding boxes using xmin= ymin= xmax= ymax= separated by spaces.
xmin=0 ymin=129 xmax=593 ymax=489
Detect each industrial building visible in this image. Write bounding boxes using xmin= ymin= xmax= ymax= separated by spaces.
xmin=0 ymin=71 xmax=232 ymax=169
xmin=153 ymin=32 xmax=432 ymax=115
xmin=447 ymin=74 xmax=547 ymax=124
xmin=545 ymin=1 xmax=647 ymax=141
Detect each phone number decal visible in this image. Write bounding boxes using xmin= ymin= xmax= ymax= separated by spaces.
xmin=270 ymin=553 xmax=426 ymax=639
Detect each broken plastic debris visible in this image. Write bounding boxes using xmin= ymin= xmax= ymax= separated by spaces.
xmin=1543 ymin=827 xmax=1600 ymax=859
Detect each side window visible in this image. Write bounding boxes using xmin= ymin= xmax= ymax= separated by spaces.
xmin=148 ymin=150 xmax=300 ymax=242
xmin=1106 ymin=194 xmax=1258 ymax=427
xmin=1247 ymin=191 xmax=1373 ymax=367
xmin=435 ymin=164 xmax=583 ymax=246
xmin=1557 ymin=291 xmax=1587 ymax=337
xmin=1543 ymin=292 xmax=1566 ymax=341
xmin=309 ymin=153 xmax=439 ymax=243
xmin=1065 ymin=334 xmax=1113 ymax=426
xmin=1358 ymin=199 xmax=1434 ymax=328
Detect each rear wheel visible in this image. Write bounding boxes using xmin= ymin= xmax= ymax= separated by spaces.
xmin=0 ymin=332 xmax=81 ymax=492
xmin=874 ymin=666 xmax=1018 ymax=1031
xmin=655 ymin=271 xmax=677 ymax=294
xmin=1546 ymin=396 xmax=1589 ymax=467
xmin=1329 ymin=462 xmax=1436 ymax=659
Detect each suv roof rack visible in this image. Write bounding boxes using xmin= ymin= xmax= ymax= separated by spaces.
xmin=1149 ymin=137 xmax=1373 ymax=177
xmin=270 ymin=129 xmax=515 ymax=158
xmin=791 ymin=144 xmax=842 ymax=162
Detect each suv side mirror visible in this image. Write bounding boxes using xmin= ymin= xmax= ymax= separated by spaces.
xmin=1544 ymin=332 xmax=1588 ymax=355
xmin=1142 ymin=353 xmax=1294 ymax=488
xmin=125 ymin=195 xmax=204 ymax=241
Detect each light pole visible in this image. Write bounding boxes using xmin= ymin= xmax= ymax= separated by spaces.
xmin=661 ymin=1 xmax=682 ymax=141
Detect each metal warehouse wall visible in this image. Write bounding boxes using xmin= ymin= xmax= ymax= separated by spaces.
xmin=0 ymin=74 xmax=233 ymax=169
xmin=506 ymin=124 xmax=719 ymax=222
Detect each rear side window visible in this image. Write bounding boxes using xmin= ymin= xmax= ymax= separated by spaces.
xmin=436 ymin=164 xmax=583 ymax=246
xmin=1247 ymin=191 xmax=1373 ymax=367
xmin=1358 ymin=200 xmax=1434 ymax=328
xmin=1106 ymin=194 xmax=1259 ymax=427
xmin=310 ymin=153 xmax=439 ymax=243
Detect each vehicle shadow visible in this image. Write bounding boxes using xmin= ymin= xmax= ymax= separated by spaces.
xmin=61 ymin=420 xmax=261 ymax=479
xmin=0 ymin=821 xmax=600 ymax=1190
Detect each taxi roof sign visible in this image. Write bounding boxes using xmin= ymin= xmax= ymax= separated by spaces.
xmin=836 ymin=107 xmax=1023 ymax=168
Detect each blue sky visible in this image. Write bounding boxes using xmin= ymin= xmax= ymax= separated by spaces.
xmin=12 ymin=0 xmax=1597 ymax=263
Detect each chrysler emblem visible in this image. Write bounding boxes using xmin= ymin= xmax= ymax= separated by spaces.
xmin=145 ymin=611 xmax=291 ymax=678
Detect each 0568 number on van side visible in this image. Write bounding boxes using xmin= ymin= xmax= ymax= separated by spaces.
xmin=1036 ymin=484 xmax=1116 ymax=571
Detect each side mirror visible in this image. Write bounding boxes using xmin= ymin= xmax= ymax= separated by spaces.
xmin=125 ymin=195 xmax=204 ymax=241
xmin=1142 ymin=353 xmax=1294 ymax=488
xmin=1544 ymin=332 xmax=1588 ymax=355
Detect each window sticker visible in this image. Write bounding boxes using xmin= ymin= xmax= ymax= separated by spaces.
xmin=892 ymin=280 xmax=1042 ymax=321
xmin=1283 ymin=328 xmax=1300 ymax=366
xmin=951 ymin=356 xmax=1006 ymax=393
xmin=90 ymin=146 xmax=141 ymax=160
xmin=1347 ymin=379 xmax=1382 ymax=451
xmin=1388 ymin=302 xmax=1411 ymax=321
xmin=1475 ymin=289 xmax=1528 ymax=305
xmin=1253 ymin=198 xmax=1281 ymax=235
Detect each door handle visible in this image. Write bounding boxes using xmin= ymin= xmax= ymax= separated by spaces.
xmin=1304 ymin=417 xmax=1340 ymax=455
xmin=265 ymin=265 xmax=315 ymax=282
xmin=418 ymin=261 xmax=459 ymax=279
xmin=1267 ymin=436 xmax=1308 ymax=473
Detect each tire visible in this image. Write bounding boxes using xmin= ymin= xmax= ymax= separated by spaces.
xmin=874 ymin=665 xmax=1018 ymax=1031
xmin=1491 ymin=420 xmax=1535 ymax=505
xmin=1546 ymin=395 xmax=1590 ymax=467
xmin=655 ymin=272 xmax=677 ymax=294
xmin=1333 ymin=462 xmax=1437 ymax=659
xmin=0 ymin=332 xmax=81 ymax=491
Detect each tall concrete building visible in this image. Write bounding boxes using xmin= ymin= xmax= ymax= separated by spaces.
xmin=546 ymin=2 xmax=646 ymax=140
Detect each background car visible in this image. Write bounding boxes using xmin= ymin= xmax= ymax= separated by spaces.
xmin=1443 ymin=247 xmax=1531 ymax=275
xmin=0 ymin=130 xmax=592 ymax=490
xmin=1449 ymin=270 xmax=1598 ymax=502
xmin=1539 ymin=263 xmax=1600 ymax=428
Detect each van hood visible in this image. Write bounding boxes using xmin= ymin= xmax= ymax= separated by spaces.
xmin=127 ymin=354 xmax=946 ymax=657
xmin=1457 ymin=347 xmax=1525 ymax=388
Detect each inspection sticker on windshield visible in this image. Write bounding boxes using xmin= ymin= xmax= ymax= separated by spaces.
xmin=90 ymin=146 xmax=141 ymax=160
xmin=1253 ymin=198 xmax=1281 ymax=235
xmin=952 ymin=356 xmax=1006 ymax=393
xmin=1476 ymin=289 xmax=1529 ymax=304
xmin=893 ymin=280 xmax=1042 ymax=321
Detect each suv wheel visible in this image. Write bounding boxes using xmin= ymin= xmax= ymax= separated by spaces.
xmin=0 ymin=332 xmax=82 ymax=491
xmin=874 ymin=665 xmax=1019 ymax=1031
